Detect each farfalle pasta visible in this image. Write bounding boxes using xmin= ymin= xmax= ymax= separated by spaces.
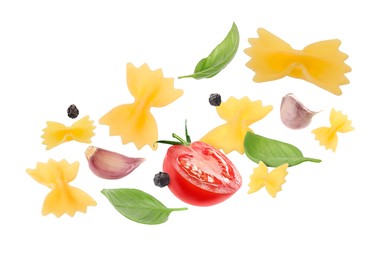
xmin=248 ymin=161 xmax=289 ymax=198
xmin=200 ymin=96 xmax=272 ymax=154
xmin=244 ymin=28 xmax=351 ymax=95
xmin=42 ymin=115 xmax=96 ymax=150
xmin=312 ymin=108 xmax=354 ymax=151
xmin=26 ymin=159 xmax=97 ymax=217
xmin=100 ymin=63 xmax=183 ymax=150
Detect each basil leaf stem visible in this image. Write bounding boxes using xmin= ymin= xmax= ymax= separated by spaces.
xmin=102 ymin=188 xmax=187 ymax=225
xmin=244 ymin=132 xmax=321 ymax=167
xmin=178 ymin=22 xmax=239 ymax=79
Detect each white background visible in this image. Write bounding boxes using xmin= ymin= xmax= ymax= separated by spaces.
xmin=1 ymin=0 xmax=375 ymax=259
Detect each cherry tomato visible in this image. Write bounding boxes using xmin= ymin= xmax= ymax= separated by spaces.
xmin=162 ymin=141 xmax=242 ymax=206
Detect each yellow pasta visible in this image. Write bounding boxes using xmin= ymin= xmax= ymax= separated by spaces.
xmin=312 ymin=108 xmax=354 ymax=151
xmin=100 ymin=63 xmax=183 ymax=150
xmin=200 ymin=96 xmax=272 ymax=154
xmin=42 ymin=115 xmax=96 ymax=150
xmin=248 ymin=161 xmax=289 ymax=198
xmin=26 ymin=159 xmax=97 ymax=217
xmin=244 ymin=28 xmax=351 ymax=95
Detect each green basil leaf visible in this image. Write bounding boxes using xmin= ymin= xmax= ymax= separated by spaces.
xmin=244 ymin=132 xmax=321 ymax=167
xmin=178 ymin=22 xmax=239 ymax=79
xmin=101 ymin=188 xmax=187 ymax=225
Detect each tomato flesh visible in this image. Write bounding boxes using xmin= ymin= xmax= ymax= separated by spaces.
xmin=163 ymin=141 xmax=242 ymax=206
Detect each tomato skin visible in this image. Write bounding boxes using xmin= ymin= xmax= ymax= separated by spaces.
xmin=162 ymin=141 xmax=242 ymax=206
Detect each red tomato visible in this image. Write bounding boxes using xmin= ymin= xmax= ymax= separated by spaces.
xmin=163 ymin=141 xmax=242 ymax=206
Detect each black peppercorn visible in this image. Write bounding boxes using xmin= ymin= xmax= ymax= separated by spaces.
xmin=153 ymin=172 xmax=170 ymax=188
xmin=67 ymin=104 xmax=79 ymax=119
xmin=209 ymin=93 xmax=222 ymax=106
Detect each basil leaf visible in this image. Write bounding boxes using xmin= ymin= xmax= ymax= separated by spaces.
xmin=101 ymin=188 xmax=187 ymax=225
xmin=178 ymin=22 xmax=239 ymax=79
xmin=244 ymin=132 xmax=321 ymax=167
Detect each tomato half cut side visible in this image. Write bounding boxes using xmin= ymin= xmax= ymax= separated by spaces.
xmin=163 ymin=141 xmax=242 ymax=206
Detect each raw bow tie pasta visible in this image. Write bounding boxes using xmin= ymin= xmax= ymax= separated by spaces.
xmin=99 ymin=63 xmax=184 ymax=150
xmin=312 ymin=108 xmax=354 ymax=152
xmin=26 ymin=159 xmax=97 ymax=217
xmin=248 ymin=161 xmax=289 ymax=198
xmin=42 ymin=115 xmax=96 ymax=150
xmin=244 ymin=28 xmax=351 ymax=95
xmin=200 ymin=96 xmax=272 ymax=154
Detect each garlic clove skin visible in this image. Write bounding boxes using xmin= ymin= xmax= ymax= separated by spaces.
xmin=280 ymin=93 xmax=318 ymax=129
xmin=85 ymin=146 xmax=145 ymax=179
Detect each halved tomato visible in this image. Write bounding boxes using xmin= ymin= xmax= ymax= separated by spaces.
xmin=162 ymin=141 xmax=242 ymax=206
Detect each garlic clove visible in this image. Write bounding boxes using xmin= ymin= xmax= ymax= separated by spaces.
xmin=280 ymin=93 xmax=319 ymax=129
xmin=85 ymin=146 xmax=145 ymax=179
